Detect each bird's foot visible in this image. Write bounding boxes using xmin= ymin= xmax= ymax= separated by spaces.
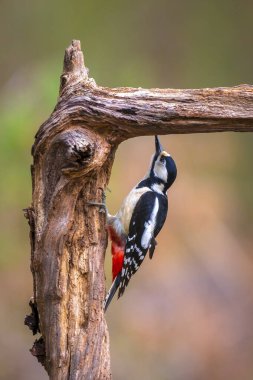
xmin=87 ymin=187 xmax=109 ymax=218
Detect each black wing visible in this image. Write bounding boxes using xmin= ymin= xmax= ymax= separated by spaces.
xmin=149 ymin=193 xmax=168 ymax=258
xmin=117 ymin=191 xmax=168 ymax=298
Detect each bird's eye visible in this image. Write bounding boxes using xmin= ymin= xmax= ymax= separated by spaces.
xmin=160 ymin=156 xmax=165 ymax=163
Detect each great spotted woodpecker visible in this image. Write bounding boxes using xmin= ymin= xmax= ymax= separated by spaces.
xmin=103 ymin=136 xmax=177 ymax=311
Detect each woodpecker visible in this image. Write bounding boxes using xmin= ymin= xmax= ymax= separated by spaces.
xmin=103 ymin=136 xmax=177 ymax=311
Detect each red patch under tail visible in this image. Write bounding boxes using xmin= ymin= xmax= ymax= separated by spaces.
xmin=108 ymin=226 xmax=125 ymax=281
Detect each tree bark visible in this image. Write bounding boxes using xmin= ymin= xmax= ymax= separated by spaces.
xmin=25 ymin=40 xmax=253 ymax=380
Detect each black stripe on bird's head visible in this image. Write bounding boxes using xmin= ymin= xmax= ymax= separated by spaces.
xmin=150 ymin=136 xmax=177 ymax=191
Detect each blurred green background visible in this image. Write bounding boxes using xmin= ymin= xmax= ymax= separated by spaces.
xmin=1 ymin=1 xmax=253 ymax=379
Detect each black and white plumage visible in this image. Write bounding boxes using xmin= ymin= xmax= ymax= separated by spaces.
xmin=118 ymin=190 xmax=168 ymax=297
xmin=104 ymin=136 xmax=177 ymax=311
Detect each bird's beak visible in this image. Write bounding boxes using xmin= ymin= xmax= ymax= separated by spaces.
xmin=155 ymin=135 xmax=163 ymax=155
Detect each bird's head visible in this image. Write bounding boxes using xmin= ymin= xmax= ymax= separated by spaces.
xmin=149 ymin=136 xmax=177 ymax=191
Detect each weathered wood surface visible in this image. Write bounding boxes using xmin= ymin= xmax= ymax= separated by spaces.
xmin=25 ymin=40 xmax=253 ymax=380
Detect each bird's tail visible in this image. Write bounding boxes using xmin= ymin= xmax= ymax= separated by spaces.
xmin=104 ymin=274 xmax=121 ymax=312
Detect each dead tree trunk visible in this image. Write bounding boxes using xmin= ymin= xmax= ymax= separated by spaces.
xmin=24 ymin=40 xmax=253 ymax=380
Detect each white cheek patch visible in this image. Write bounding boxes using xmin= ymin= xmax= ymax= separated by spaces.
xmin=141 ymin=197 xmax=159 ymax=249
xmin=153 ymin=161 xmax=168 ymax=183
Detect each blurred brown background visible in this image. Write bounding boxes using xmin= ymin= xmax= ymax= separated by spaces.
xmin=1 ymin=1 xmax=253 ymax=379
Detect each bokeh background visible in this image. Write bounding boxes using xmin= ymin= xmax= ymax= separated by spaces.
xmin=1 ymin=1 xmax=253 ymax=379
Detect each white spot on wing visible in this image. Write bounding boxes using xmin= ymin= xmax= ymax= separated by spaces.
xmin=132 ymin=258 xmax=139 ymax=271
xmin=141 ymin=197 xmax=159 ymax=249
xmin=134 ymin=244 xmax=143 ymax=256
xmin=128 ymin=234 xmax=136 ymax=242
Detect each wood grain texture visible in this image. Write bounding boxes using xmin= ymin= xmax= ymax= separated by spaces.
xmin=25 ymin=40 xmax=253 ymax=379
xmin=30 ymin=125 xmax=114 ymax=379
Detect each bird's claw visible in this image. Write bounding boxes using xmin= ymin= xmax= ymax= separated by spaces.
xmin=86 ymin=187 xmax=109 ymax=218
